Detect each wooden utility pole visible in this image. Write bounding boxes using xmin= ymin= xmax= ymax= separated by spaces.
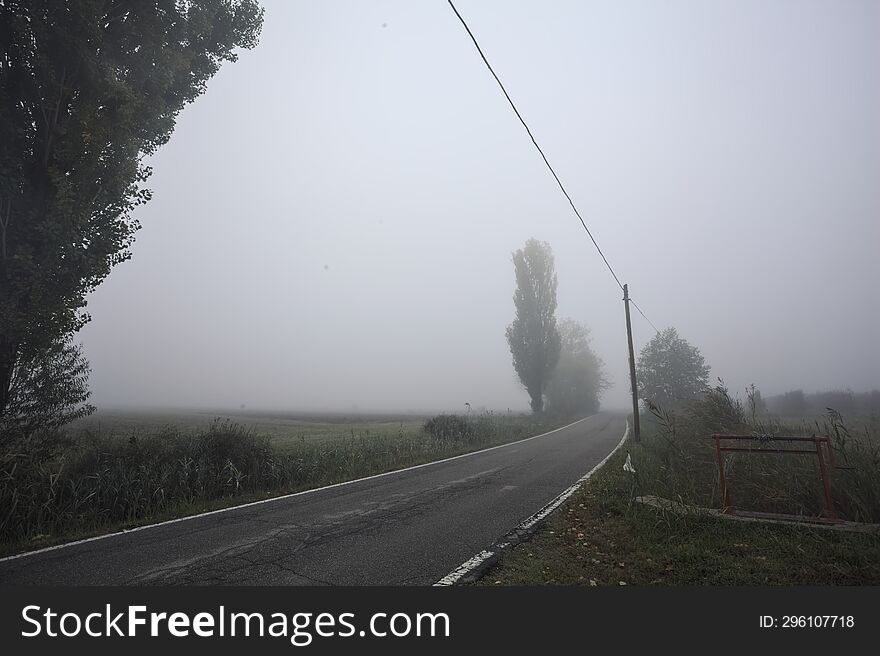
xmin=623 ymin=284 xmax=641 ymax=442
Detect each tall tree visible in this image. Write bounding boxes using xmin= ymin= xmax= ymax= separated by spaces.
xmin=636 ymin=327 xmax=710 ymax=408
xmin=545 ymin=318 xmax=609 ymax=417
xmin=0 ymin=0 xmax=264 ymax=419
xmin=506 ymin=238 xmax=561 ymax=413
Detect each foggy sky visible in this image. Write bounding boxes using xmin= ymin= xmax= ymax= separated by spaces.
xmin=78 ymin=0 xmax=880 ymax=413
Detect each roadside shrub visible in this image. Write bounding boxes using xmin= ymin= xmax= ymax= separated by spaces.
xmin=424 ymin=414 xmax=477 ymax=441
xmin=423 ymin=413 xmax=510 ymax=443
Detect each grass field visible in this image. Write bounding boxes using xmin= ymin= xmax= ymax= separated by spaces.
xmin=479 ymin=389 xmax=880 ymax=585
xmin=1 ymin=408 xmax=572 ymax=557
xmin=69 ymin=409 xmax=431 ymax=450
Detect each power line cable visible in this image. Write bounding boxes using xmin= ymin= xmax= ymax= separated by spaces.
xmin=630 ymin=298 xmax=660 ymax=333
xmin=446 ymin=0 xmax=624 ymax=293
xmin=446 ymin=1 xmax=660 ymax=334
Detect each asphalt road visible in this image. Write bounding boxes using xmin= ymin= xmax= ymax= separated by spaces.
xmin=0 ymin=413 xmax=625 ymax=585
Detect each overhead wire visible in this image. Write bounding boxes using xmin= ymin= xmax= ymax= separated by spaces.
xmin=445 ymin=0 xmax=660 ymax=334
xmin=630 ymin=299 xmax=660 ymax=333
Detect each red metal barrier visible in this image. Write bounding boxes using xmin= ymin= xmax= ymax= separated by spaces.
xmin=708 ymin=434 xmax=845 ymax=524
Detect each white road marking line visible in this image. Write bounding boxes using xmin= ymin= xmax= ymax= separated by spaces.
xmin=0 ymin=414 xmax=599 ymax=563
xmin=433 ymin=419 xmax=630 ymax=586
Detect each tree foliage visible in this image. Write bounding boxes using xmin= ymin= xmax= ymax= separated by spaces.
xmin=636 ymin=327 xmax=710 ymax=408
xmin=505 ymin=239 xmax=561 ymax=413
xmin=0 ymin=0 xmax=264 ymax=418
xmin=1 ymin=338 xmax=94 ymax=439
xmin=544 ymin=318 xmax=609 ymax=417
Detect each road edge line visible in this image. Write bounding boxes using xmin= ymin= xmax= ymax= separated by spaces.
xmin=434 ymin=419 xmax=630 ymax=586
xmin=0 ymin=414 xmax=599 ymax=563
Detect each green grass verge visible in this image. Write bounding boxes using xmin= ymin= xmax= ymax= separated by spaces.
xmin=477 ymin=445 xmax=880 ymax=585
xmin=479 ymin=390 xmax=880 ymax=586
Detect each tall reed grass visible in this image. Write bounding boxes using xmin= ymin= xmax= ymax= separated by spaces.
xmin=636 ymin=384 xmax=880 ymax=523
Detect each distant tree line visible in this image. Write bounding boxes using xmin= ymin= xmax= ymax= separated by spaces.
xmin=765 ymin=389 xmax=880 ymax=418
xmin=504 ymin=238 xmax=720 ymax=416
xmin=504 ymin=242 xmax=880 ymax=422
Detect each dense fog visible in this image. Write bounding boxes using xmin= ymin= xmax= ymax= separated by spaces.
xmin=76 ymin=0 xmax=879 ymax=413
